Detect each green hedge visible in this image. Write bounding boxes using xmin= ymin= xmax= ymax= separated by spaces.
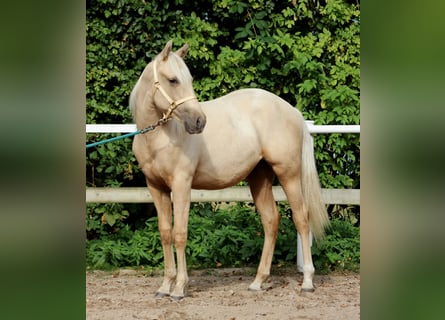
xmin=87 ymin=203 xmax=359 ymax=273
xmin=86 ymin=0 xmax=360 ymax=270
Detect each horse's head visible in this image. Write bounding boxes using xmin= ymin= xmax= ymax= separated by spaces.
xmin=151 ymin=40 xmax=206 ymax=134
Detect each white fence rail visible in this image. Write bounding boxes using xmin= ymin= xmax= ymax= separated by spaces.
xmin=86 ymin=123 xmax=361 ymax=134
xmin=86 ymin=186 xmax=360 ymax=204
xmin=86 ymin=122 xmax=360 ymax=205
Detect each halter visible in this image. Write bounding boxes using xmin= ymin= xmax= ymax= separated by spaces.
xmin=152 ymin=59 xmax=197 ymax=122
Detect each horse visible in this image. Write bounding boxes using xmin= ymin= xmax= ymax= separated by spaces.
xmin=130 ymin=40 xmax=329 ymax=300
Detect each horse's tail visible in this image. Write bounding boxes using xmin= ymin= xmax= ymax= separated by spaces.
xmin=301 ymin=124 xmax=330 ymax=241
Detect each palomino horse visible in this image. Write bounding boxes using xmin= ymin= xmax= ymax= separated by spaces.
xmin=130 ymin=40 xmax=329 ymax=300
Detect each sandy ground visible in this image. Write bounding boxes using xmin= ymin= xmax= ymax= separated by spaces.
xmin=86 ymin=267 xmax=360 ymax=320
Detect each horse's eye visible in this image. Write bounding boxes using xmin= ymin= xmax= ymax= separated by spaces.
xmin=168 ymin=78 xmax=179 ymax=85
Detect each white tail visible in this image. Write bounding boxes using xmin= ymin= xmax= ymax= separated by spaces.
xmin=301 ymin=124 xmax=330 ymax=240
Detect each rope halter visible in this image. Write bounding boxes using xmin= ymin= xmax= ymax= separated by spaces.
xmin=152 ymin=59 xmax=197 ymax=122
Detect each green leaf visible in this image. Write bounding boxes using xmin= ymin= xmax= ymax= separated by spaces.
xmin=103 ymin=213 xmax=116 ymax=226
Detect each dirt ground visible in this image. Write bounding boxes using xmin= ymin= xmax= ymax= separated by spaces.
xmin=86 ymin=267 xmax=360 ymax=320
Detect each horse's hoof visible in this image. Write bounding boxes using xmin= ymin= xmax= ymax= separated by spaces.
xmin=301 ymin=287 xmax=315 ymax=293
xmin=170 ymin=295 xmax=184 ymax=301
xmin=155 ymin=291 xmax=170 ymax=298
xmin=248 ymin=284 xmax=262 ymax=292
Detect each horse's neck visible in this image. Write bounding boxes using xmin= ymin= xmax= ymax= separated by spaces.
xmin=135 ymin=100 xmax=186 ymax=146
xmin=133 ymin=77 xmax=163 ymax=128
xmin=135 ymin=102 xmax=162 ymax=129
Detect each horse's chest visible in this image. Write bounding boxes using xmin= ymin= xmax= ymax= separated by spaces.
xmin=135 ymin=143 xmax=189 ymax=187
xmin=138 ymin=152 xmax=173 ymax=182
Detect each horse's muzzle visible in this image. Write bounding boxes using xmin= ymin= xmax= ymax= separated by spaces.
xmin=184 ymin=115 xmax=206 ymax=134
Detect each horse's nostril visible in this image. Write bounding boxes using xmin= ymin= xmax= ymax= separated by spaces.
xmin=196 ymin=117 xmax=205 ymax=130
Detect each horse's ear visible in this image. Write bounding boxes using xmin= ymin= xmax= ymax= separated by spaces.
xmin=160 ymin=40 xmax=173 ymax=61
xmin=175 ymin=43 xmax=189 ymax=58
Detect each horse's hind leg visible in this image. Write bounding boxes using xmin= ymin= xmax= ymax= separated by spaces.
xmin=278 ymin=174 xmax=315 ymax=292
xmin=246 ymin=161 xmax=281 ymax=291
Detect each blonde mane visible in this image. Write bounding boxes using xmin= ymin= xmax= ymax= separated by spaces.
xmin=165 ymin=53 xmax=193 ymax=85
xmin=129 ymin=77 xmax=140 ymax=120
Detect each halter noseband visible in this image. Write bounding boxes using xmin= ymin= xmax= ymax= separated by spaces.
xmin=152 ymin=59 xmax=197 ymax=121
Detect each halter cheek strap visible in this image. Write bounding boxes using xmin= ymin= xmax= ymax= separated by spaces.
xmin=152 ymin=60 xmax=197 ymax=120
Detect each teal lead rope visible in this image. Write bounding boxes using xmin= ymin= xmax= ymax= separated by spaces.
xmin=86 ymin=125 xmax=156 ymax=149
xmin=86 ymin=108 xmax=174 ymax=149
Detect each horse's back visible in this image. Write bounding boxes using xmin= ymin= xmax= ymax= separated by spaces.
xmin=201 ymin=88 xmax=305 ymax=147
xmin=203 ymin=88 xmax=294 ymax=111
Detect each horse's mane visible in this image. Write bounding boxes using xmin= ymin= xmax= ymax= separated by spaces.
xmin=129 ymin=77 xmax=139 ymax=120
xmin=166 ymin=53 xmax=193 ymax=85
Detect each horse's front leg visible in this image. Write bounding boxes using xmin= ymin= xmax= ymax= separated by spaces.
xmin=170 ymin=183 xmax=192 ymax=300
xmin=148 ymin=184 xmax=176 ymax=298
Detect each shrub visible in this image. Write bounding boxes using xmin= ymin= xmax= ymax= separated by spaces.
xmin=312 ymin=218 xmax=360 ymax=272
xmin=86 ymin=203 xmax=360 ymax=273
